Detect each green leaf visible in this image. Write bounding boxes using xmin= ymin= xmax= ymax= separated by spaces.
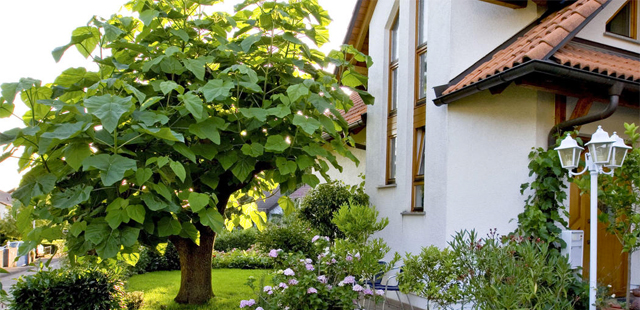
xmin=12 ymin=173 xmax=57 ymax=205
xmin=277 ymin=196 xmax=295 ymax=215
xmin=142 ymin=193 xmax=169 ymax=211
xmin=123 ymin=83 xmax=146 ymax=103
xmin=0 ymin=101 xmax=14 ymax=118
xmin=51 ymin=185 xmax=93 ymax=209
xmin=165 ymin=46 xmax=181 ymax=56
xmin=152 ymin=183 xmax=173 ymax=201
xmin=160 ymin=81 xmax=180 ymax=95
xmin=293 ymin=114 xmax=321 ymax=135
xmin=106 ymin=208 xmax=129 ymax=229
xmin=142 ymin=56 xmax=165 ymax=72
xmin=341 ymin=70 xmax=367 ymax=88
xmin=82 ymin=154 xmax=138 ymax=186
xmin=265 ymin=135 xmax=290 ymax=153
xmin=85 ymin=223 xmax=110 ymax=245
xmin=41 ymin=122 xmax=88 ymax=140
xmin=170 ymin=28 xmax=189 ymax=42
xmin=1 ymin=83 xmax=18 ymax=104
xmin=84 ymin=94 xmax=133 ymax=133
xmin=69 ymin=221 xmax=87 ymax=238
xmin=180 ymin=222 xmax=200 ymax=244
xmin=158 ymin=216 xmax=182 ymax=237
xmin=71 ymin=26 xmax=100 ymax=58
xmin=201 ymin=79 xmax=234 ymax=102
xmin=239 ymin=108 xmax=268 ymax=122
xmin=302 ymin=174 xmax=320 ymax=187
xmin=140 ymin=96 xmax=163 ymax=111
xmin=126 ymin=204 xmax=146 ymax=224
xmin=276 ymin=157 xmax=297 ymax=175
xmin=188 ymin=192 xmax=210 ymax=212
xmin=267 ymin=105 xmax=291 ymax=118
xmin=198 ymin=208 xmax=224 ymax=233
xmin=296 ymin=155 xmax=315 ymax=170
xmin=172 ymin=143 xmax=197 ymax=163
xmin=241 ymin=143 xmax=264 ymax=157
xmin=64 ymin=143 xmax=92 ymax=171
xmin=241 ymin=33 xmax=262 ymax=52
xmin=120 ymin=226 xmax=140 ymax=247
xmin=96 ymin=231 xmax=119 ymax=258
xmin=139 ymin=10 xmax=159 ymax=26
xmin=283 ymin=32 xmax=304 ymax=45
xmin=133 ymin=111 xmax=169 ymax=126
xmin=286 ymin=83 xmax=309 ymax=102
xmin=51 ymin=44 xmax=72 ymax=63
xmin=218 ymin=152 xmax=237 ymax=170
xmin=170 ymin=161 xmax=186 ymax=182
xmin=183 ymin=58 xmax=206 ymax=80
xmin=53 ymin=67 xmax=86 ymax=87
xmin=160 ymin=57 xmax=185 ymax=75
xmin=135 ymin=125 xmax=184 ymax=142
xmin=188 ymin=117 xmax=226 ymax=144
xmin=232 ymin=157 xmax=255 ymax=182
xmin=179 ymin=92 xmax=204 ymax=119
xmin=191 ymin=144 xmax=218 ymax=160
xmin=121 ymin=252 xmax=140 ymax=266
xmin=156 ymin=156 xmax=169 ymax=168
xmin=103 ymin=23 xmax=125 ymax=41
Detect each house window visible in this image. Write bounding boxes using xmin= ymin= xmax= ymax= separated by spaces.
xmin=411 ymin=0 xmax=427 ymax=211
xmin=606 ymin=0 xmax=638 ymax=39
xmin=386 ymin=13 xmax=399 ymax=185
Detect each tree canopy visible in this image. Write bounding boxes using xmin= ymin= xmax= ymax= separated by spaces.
xmin=0 ymin=0 xmax=372 ymax=266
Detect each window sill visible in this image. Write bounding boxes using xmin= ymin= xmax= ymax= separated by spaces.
xmin=603 ymin=32 xmax=640 ymax=44
xmin=401 ymin=211 xmax=425 ymax=216
xmin=377 ymin=184 xmax=397 ymax=189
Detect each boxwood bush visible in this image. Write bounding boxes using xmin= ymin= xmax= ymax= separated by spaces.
xmin=10 ymin=267 xmax=128 ymax=310
xmin=214 ymin=228 xmax=258 ymax=252
xmin=129 ymin=242 xmax=180 ymax=275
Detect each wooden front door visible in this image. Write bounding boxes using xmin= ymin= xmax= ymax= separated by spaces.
xmin=569 ymin=184 xmax=628 ymax=295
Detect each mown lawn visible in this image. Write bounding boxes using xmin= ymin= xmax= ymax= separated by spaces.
xmin=126 ymin=269 xmax=272 ymax=310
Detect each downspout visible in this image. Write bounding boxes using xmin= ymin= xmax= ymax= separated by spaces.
xmin=547 ymin=82 xmax=624 ymax=149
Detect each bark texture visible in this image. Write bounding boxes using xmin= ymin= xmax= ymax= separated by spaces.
xmin=169 ymin=225 xmax=216 ymax=304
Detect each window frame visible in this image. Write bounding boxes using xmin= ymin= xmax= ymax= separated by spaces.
xmin=606 ymin=0 xmax=638 ymax=39
xmin=386 ymin=12 xmax=400 ymax=185
xmin=411 ymin=0 xmax=427 ymax=211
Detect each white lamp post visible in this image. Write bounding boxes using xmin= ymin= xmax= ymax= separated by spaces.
xmin=555 ymin=126 xmax=631 ymax=310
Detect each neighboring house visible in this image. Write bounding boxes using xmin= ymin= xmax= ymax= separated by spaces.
xmin=0 ymin=190 xmax=12 ymax=219
xmin=257 ymin=185 xmax=312 ymax=220
xmin=341 ymin=0 xmax=640 ymax=302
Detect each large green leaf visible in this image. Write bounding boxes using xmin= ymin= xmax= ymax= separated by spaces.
xmin=276 ymin=157 xmax=297 ymax=175
xmin=51 ymin=185 xmax=93 ymax=209
xmin=85 ymin=222 xmax=110 ymax=245
xmin=41 ymin=122 xmax=89 ymax=140
xmin=180 ymin=222 xmax=200 ymax=244
xmin=201 ymin=79 xmax=234 ymax=102
xmin=71 ymin=26 xmax=100 ymax=58
xmin=172 ymin=143 xmax=197 ymax=163
xmin=265 ymin=135 xmax=290 ymax=153
xmin=158 ymin=216 xmax=182 ymax=237
xmin=241 ymin=143 xmax=264 ymax=157
xmin=286 ymin=84 xmax=309 ymax=102
xmin=105 ymin=208 xmax=130 ymax=229
xmin=82 ymin=154 xmax=138 ymax=186
xmin=135 ymin=124 xmax=184 ymax=142
xmin=64 ymin=143 xmax=92 ymax=171
xmin=232 ymin=157 xmax=255 ymax=182
xmin=126 ymin=204 xmax=146 ymax=224
xmin=96 ymin=231 xmax=120 ymax=258
xmin=135 ymin=168 xmax=153 ymax=185
xmin=183 ymin=58 xmax=207 ymax=80
xmin=179 ymin=91 xmax=204 ymax=119
xmin=239 ymin=108 xmax=268 ymax=122
xmin=120 ymin=226 xmax=140 ymax=247
xmin=188 ymin=192 xmax=210 ymax=212
xmin=277 ymin=196 xmax=295 ymax=215
xmin=84 ymin=94 xmax=133 ymax=133
xmin=141 ymin=193 xmax=169 ymax=211
xmin=293 ymin=114 xmax=321 ymax=135
xmin=12 ymin=173 xmax=57 ymax=205
xmin=170 ymin=161 xmax=186 ymax=182
xmin=188 ymin=117 xmax=226 ymax=144
xmin=198 ymin=207 xmax=224 ymax=233
xmin=1 ymin=83 xmax=18 ymax=104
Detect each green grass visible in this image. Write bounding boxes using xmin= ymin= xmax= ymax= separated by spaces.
xmin=126 ymin=269 xmax=271 ymax=310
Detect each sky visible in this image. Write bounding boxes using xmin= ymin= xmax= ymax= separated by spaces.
xmin=0 ymin=0 xmax=357 ymax=192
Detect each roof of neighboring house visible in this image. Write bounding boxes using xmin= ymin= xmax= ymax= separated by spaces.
xmin=439 ymin=0 xmax=640 ymax=102
xmin=256 ymin=185 xmax=311 ymax=213
xmin=0 ymin=190 xmax=12 ymax=207
xmin=341 ymin=92 xmax=367 ymax=126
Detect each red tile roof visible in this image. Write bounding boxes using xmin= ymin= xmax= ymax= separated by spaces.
xmin=443 ymin=0 xmax=609 ymax=95
xmin=341 ymin=92 xmax=367 ymax=126
xmin=553 ymin=42 xmax=640 ymax=82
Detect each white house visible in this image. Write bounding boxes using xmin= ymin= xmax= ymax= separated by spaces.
xmin=339 ymin=0 xmax=640 ymax=304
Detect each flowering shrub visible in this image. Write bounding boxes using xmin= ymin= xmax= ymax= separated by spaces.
xmin=212 ymin=245 xmax=274 ymax=269
xmin=241 ymin=203 xmax=394 ymax=310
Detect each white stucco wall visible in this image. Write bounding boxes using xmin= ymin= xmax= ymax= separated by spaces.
xmin=576 ymin=0 xmax=640 ymax=53
xmin=316 ymin=129 xmax=367 ymax=186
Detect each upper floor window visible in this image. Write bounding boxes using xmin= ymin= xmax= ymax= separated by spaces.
xmin=606 ymin=0 xmax=638 ymax=39
xmin=416 ymin=0 xmax=428 ymax=103
xmin=386 ymin=12 xmax=400 ymax=185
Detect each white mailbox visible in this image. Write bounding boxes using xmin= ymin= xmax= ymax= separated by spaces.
xmin=561 ymin=230 xmax=584 ymax=270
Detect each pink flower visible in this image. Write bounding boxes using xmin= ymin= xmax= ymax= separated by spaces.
xmin=288 ymin=279 xmax=298 ymax=285
xmin=239 ymin=299 xmax=255 ymax=308
xmin=354 ymin=253 xmax=361 ymax=260
xmin=327 ymin=284 xmax=333 ymax=290
xmin=284 ymin=268 xmax=295 ymax=276
xmin=317 ymin=275 xmax=327 ymax=284
xmin=307 ymin=287 xmax=318 ymax=294
xmin=269 ymin=249 xmax=278 ymax=258
xmin=353 ymin=284 xmax=364 ymax=292
xmin=312 ymin=235 xmax=320 ymax=242
xmin=278 ymin=282 xmax=288 ymax=289
xmin=305 ymin=264 xmax=314 ymax=271
xmin=343 ymin=276 xmax=356 ymax=284
xmin=375 ymin=289 xmax=384 ymax=296
xmin=257 ymin=308 xmax=264 ymax=310
xmin=346 ymin=255 xmax=353 ymax=261
xmin=363 ymin=288 xmax=373 ymax=295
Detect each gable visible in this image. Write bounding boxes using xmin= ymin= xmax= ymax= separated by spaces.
xmin=576 ymin=0 xmax=640 ymax=52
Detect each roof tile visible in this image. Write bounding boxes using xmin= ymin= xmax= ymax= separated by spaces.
xmin=553 ymin=42 xmax=640 ymax=82
xmin=443 ymin=0 xmax=605 ymax=95
xmin=340 ymin=92 xmax=367 ymax=126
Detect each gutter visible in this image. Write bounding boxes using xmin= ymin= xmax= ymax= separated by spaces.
xmin=547 ymin=82 xmax=624 ymax=148
xmin=433 ymin=60 xmax=639 ymax=106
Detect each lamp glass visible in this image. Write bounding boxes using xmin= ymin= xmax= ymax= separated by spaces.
xmin=558 ymin=148 xmax=579 ymax=169
xmin=588 ymin=142 xmax=612 ymax=164
xmin=606 ymin=147 xmax=628 ymax=168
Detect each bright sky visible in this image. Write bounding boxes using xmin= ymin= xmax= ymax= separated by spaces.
xmin=0 ymin=0 xmax=357 ymax=192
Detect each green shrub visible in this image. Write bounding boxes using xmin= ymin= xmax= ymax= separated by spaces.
xmin=0 ymin=212 xmax=21 ymax=245
xmin=256 ymin=216 xmax=317 ymax=258
xmin=129 ymin=242 xmax=180 ymax=275
xmin=298 ymin=181 xmax=369 ymax=240
xmin=212 ymin=246 xmax=273 ymax=269
xmin=10 ymin=267 xmax=127 ymax=310
xmin=124 ymin=291 xmax=144 ymax=310
xmin=214 ymin=228 xmax=258 ymax=252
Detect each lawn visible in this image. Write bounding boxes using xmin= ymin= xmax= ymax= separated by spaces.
xmin=126 ymin=269 xmax=272 ymax=310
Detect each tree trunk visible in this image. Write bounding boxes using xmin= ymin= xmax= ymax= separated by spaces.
xmin=169 ymin=225 xmax=216 ymax=304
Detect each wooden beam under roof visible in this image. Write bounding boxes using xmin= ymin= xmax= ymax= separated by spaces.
xmin=479 ymin=0 xmax=528 ymax=9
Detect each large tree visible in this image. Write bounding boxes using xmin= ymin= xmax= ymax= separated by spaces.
xmin=0 ymin=0 xmax=372 ymax=304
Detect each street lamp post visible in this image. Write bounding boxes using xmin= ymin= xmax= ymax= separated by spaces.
xmin=555 ymin=126 xmax=631 ymax=310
